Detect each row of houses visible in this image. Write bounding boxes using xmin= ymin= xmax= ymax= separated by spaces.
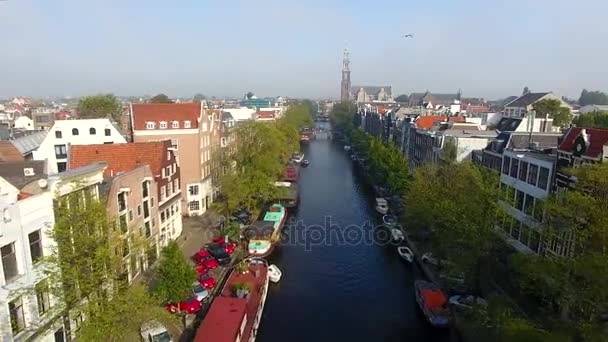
xmin=357 ymin=91 xmax=606 ymax=258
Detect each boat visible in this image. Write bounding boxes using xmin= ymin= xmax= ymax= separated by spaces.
xmin=414 ymin=280 xmax=450 ymax=328
xmin=268 ymin=264 xmax=282 ymax=283
xmin=301 ymin=160 xmax=309 ymax=167
xmin=397 ymin=246 xmax=414 ymax=263
xmin=299 ymin=135 xmax=310 ymax=143
xmin=344 ymin=145 xmax=351 ymax=151
xmin=390 ymin=228 xmax=404 ymax=242
xmin=291 ymin=153 xmax=304 ymax=163
xmin=283 ymin=166 xmax=299 ymax=182
xmin=194 ymin=258 xmax=270 ymax=342
xmin=375 ymin=198 xmax=389 ymax=215
xmin=247 ymin=204 xmax=287 ymax=257
xmin=382 ymin=214 xmax=397 ymax=227
xmin=273 ymin=182 xmax=299 ymax=208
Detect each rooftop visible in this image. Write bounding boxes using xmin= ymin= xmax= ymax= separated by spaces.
xmin=0 ymin=160 xmax=46 ymax=190
xmin=558 ymin=127 xmax=608 ymax=159
xmin=130 ymin=102 xmax=202 ymax=130
xmin=504 ymin=92 xmax=550 ymax=108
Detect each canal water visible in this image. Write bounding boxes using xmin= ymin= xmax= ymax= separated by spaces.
xmin=258 ymin=123 xmax=449 ymax=342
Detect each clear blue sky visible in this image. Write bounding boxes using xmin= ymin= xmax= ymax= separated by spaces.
xmin=1 ymin=0 xmax=607 ymax=100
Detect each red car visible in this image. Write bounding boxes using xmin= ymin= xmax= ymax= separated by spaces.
xmin=212 ymin=237 xmax=236 ymax=255
xmin=165 ymin=295 xmax=201 ymax=314
xmin=195 ymin=266 xmax=216 ymax=289
xmin=192 ymin=250 xmax=219 ymax=269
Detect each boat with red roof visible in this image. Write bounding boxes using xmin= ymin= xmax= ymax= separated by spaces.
xmin=414 ymin=280 xmax=450 ymax=328
xmin=194 ymin=257 xmax=270 ymax=342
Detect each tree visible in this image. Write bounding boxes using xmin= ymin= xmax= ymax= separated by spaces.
xmin=522 ymin=86 xmax=531 ymax=95
xmin=395 ymin=94 xmax=409 ymax=103
xmin=192 ymin=93 xmax=206 ymax=103
xmin=153 ymin=241 xmax=197 ymax=306
xmin=245 ymin=92 xmax=254 ymax=99
xmin=579 ymin=89 xmax=608 ymax=106
xmin=573 ymin=110 xmax=608 ymax=128
xmin=329 ymin=101 xmax=357 ymax=134
xmin=77 ymin=94 xmax=122 ymax=122
xmin=149 ymin=94 xmax=173 ymax=103
xmin=532 ymin=99 xmax=571 ymax=127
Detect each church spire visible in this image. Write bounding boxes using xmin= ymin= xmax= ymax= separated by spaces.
xmin=340 ymin=48 xmax=351 ymax=102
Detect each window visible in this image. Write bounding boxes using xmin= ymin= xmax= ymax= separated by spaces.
xmin=137 ymin=205 xmax=142 ymax=216
xmin=160 ymin=186 xmax=166 ymax=201
xmin=150 ymin=197 xmax=155 ymax=207
xmin=9 ymin=296 xmax=25 ymax=335
xmin=189 ymin=201 xmax=200 ymax=211
xmin=202 ymin=122 xmax=208 ymax=132
xmin=142 ymin=181 xmax=149 ymax=198
xmin=36 ymin=280 xmax=51 ymax=316
xmin=161 ymin=168 xmax=166 ymax=178
xmin=72 ymin=128 xmax=79 ymax=135
xmin=118 ymin=192 xmax=127 ymax=212
xmin=515 ymin=190 xmax=525 ymax=211
xmin=159 ymin=121 xmax=167 ymax=129
xmin=510 ymin=159 xmax=519 ymax=178
xmin=55 ymin=130 xmax=62 ymax=139
xmin=89 ymin=127 xmax=96 ymax=135
xmin=524 ymin=194 xmax=534 ymax=216
xmin=184 ymin=121 xmax=191 ymax=128
xmin=105 ymin=128 xmax=111 ymax=136
xmin=54 ymin=144 xmax=67 ymax=159
xmin=172 ymin=163 xmax=176 ymax=173
xmin=527 ymin=164 xmax=538 ymax=186
xmin=29 ymin=230 xmax=42 ymax=263
xmin=533 ymin=200 xmax=544 ymax=221
xmin=152 ymin=218 xmax=155 ymax=228
xmin=57 ymin=162 xmax=67 ymax=173
xmin=502 ymin=156 xmax=510 ymax=175
xmin=146 ymin=122 xmax=155 ymax=129
xmin=166 ymin=166 xmax=172 ymax=177
xmin=167 ymin=151 xmax=171 ymax=161
xmin=143 ymin=201 xmax=150 ymax=218
xmin=189 ymin=185 xmax=199 ymax=196
xmin=73 ymin=312 xmax=83 ymax=332
xmin=128 ymin=210 xmax=134 ymax=222
xmin=172 ymin=121 xmax=179 ymax=128
xmin=145 ymin=221 xmax=151 ymax=238
xmin=519 ymin=161 xmax=528 ymax=181
xmin=174 ymin=179 xmax=179 ymax=193
xmin=2 ymin=243 xmax=18 ymax=283
xmin=538 ymin=167 xmax=549 ymax=190
xmin=119 ymin=215 xmax=128 ymax=233
xmin=161 ymin=211 xmax=166 ymax=223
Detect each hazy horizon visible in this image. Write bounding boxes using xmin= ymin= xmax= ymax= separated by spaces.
xmin=1 ymin=0 xmax=607 ymax=100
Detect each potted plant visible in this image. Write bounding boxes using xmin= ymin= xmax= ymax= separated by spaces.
xmin=236 ymin=261 xmax=249 ymax=274
xmin=231 ymin=282 xmax=252 ymax=298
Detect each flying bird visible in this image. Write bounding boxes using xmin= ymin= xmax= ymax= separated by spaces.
xmin=402 ymin=34 xmax=414 ymax=38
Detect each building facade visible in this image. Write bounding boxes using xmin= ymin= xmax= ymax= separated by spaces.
xmin=503 ymin=92 xmax=570 ymax=119
xmin=32 ymin=119 xmax=126 ymax=174
xmin=340 ymin=49 xmax=351 ymax=102
xmin=352 ymin=86 xmax=393 ymax=103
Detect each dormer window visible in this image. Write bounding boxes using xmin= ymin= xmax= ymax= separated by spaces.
xmin=146 ymin=122 xmax=155 ymax=129
xmin=160 ymin=121 xmax=167 ymax=129
xmin=184 ymin=121 xmax=191 ymax=128
xmin=72 ymin=128 xmax=79 ymax=135
xmin=172 ymin=121 xmax=179 ymax=129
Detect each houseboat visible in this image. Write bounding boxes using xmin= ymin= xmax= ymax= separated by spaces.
xmin=247 ymin=204 xmax=287 ymax=257
xmin=194 ymin=258 xmax=270 ymax=342
xmin=283 ymin=165 xmax=299 ymax=183
xmin=274 ymin=181 xmax=299 ymax=208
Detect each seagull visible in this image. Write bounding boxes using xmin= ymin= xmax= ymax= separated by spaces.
xmin=402 ymin=34 xmax=414 ymax=38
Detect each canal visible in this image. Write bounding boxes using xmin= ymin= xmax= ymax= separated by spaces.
xmin=257 ymin=123 xmax=450 ymax=342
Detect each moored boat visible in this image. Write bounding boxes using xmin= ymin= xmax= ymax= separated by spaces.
xmin=375 ymin=198 xmax=389 ymax=214
xmin=397 ymin=246 xmax=414 ymax=263
xmin=414 ymin=280 xmax=450 ymax=328
xmin=301 ymin=160 xmax=309 ymax=167
xmin=390 ymin=228 xmax=404 ymax=242
xmin=247 ymin=204 xmax=287 ymax=257
xmin=291 ymin=153 xmax=304 ymax=163
xmin=268 ymin=264 xmax=282 ymax=283
xmin=382 ymin=214 xmax=397 ymax=227
xmin=194 ymin=258 xmax=270 ymax=342
xmin=274 ymin=182 xmax=299 ymax=208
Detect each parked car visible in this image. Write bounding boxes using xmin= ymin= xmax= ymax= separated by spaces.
xmin=165 ymin=295 xmax=201 ymax=314
xmin=195 ymin=266 xmax=216 ymax=289
xmin=192 ymin=282 xmax=210 ymax=302
xmin=140 ymin=320 xmax=172 ymax=342
xmin=213 ymin=237 xmax=236 ymax=255
xmin=449 ymin=295 xmax=488 ymax=310
xmin=206 ymin=243 xmax=231 ymax=264
xmin=192 ymin=250 xmax=219 ymax=269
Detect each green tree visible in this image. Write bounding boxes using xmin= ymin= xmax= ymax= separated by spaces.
xmin=573 ymin=110 xmax=608 ymax=128
xmin=579 ymin=89 xmax=608 ymax=106
xmin=77 ymin=94 xmax=122 ymax=122
xmin=192 ymin=93 xmax=206 ymax=103
xmin=149 ymin=94 xmax=173 ymax=103
xmin=394 ymin=94 xmax=409 ymax=103
xmin=153 ymin=241 xmax=197 ymax=305
xmin=532 ymin=99 xmax=571 ymax=127
xmin=329 ymin=101 xmax=357 ymax=134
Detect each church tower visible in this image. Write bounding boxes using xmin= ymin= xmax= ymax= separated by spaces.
xmin=340 ymin=48 xmax=351 ymax=102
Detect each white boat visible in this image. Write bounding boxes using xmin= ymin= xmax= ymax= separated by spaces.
xmin=397 ymin=246 xmax=414 ymax=263
xmin=375 ymin=198 xmax=389 ymax=214
xmin=268 ymin=264 xmax=282 ymax=283
xmin=382 ymin=214 xmax=397 ymax=227
xmin=390 ymin=228 xmax=404 ymax=242
xmin=291 ymin=153 xmax=304 ymax=163
xmin=344 ymin=145 xmax=351 ymax=151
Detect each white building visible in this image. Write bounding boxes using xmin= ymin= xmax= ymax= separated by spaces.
xmin=13 ymin=117 xmax=34 ymax=131
xmin=32 ymin=119 xmax=126 ymax=174
xmin=222 ymin=108 xmax=256 ymax=121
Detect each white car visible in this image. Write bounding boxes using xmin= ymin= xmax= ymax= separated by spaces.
xmin=192 ymin=282 xmax=210 ymax=302
xmin=140 ymin=320 xmax=172 ymax=342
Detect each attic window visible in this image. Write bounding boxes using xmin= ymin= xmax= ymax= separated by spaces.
xmin=146 ymin=122 xmax=155 ymax=129
xmin=184 ymin=121 xmax=191 ymax=128
xmin=89 ymin=127 xmax=96 ymax=135
xmin=105 ymin=128 xmax=111 ymax=136
xmin=160 ymin=121 xmax=167 ymax=129
xmin=72 ymin=128 xmax=79 ymax=136
xmin=172 ymin=121 xmax=179 ymax=129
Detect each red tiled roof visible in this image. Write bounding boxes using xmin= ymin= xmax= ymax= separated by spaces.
xmin=131 ymin=103 xmax=201 ymax=130
xmin=558 ymin=127 xmax=608 ymax=159
xmin=415 ymin=116 xmax=448 ymax=129
xmin=0 ymin=141 xmax=25 ymax=161
xmin=69 ymin=141 xmax=170 ymax=177
xmin=194 ymin=297 xmax=247 ymax=342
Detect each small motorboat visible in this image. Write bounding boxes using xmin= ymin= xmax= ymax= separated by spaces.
xmin=291 ymin=153 xmax=304 ymax=163
xmin=414 ymin=280 xmax=450 ymax=328
xmin=301 ymin=160 xmax=309 ymax=167
xmin=344 ymin=145 xmax=351 ymax=151
xmin=382 ymin=214 xmax=397 ymax=227
xmin=390 ymin=228 xmax=404 ymax=242
xmin=397 ymin=246 xmax=414 ymax=263
xmin=375 ymin=198 xmax=389 ymax=215
xmin=268 ymin=264 xmax=282 ymax=283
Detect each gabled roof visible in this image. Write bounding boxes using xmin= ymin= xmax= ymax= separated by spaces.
xmin=495 ymin=117 xmax=523 ymax=132
xmin=504 ymin=92 xmax=550 ymax=108
xmin=69 ymin=141 xmax=171 ymax=178
xmin=130 ymin=103 xmax=201 ymax=130
xmin=558 ymin=127 xmax=608 ymax=159
xmin=10 ymin=130 xmax=47 ymax=154
xmin=351 ymin=86 xmax=393 ymax=96
xmin=0 ymin=160 xmax=46 ymax=189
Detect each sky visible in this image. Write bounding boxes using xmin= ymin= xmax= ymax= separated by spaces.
xmin=1 ymin=0 xmax=607 ymax=100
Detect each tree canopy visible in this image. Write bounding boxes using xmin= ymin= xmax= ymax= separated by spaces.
xmin=77 ymin=94 xmax=122 ymax=122
xmin=149 ymin=93 xmax=173 ymax=103
xmin=394 ymin=94 xmax=409 ymax=103
xmin=329 ymin=101 xmax=357 ymax=134
xmin=532 ymin=99 xmax=571 ymax=127
xmin=579 ymin=89 xmax=608 ymax=106
xmin=192 ymin=93 xmax=206 ymax=103
xmin=153 ymin=241 xmax=197 ymax=304
xmin=573 ymin=110 xmax=608 ymax=128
